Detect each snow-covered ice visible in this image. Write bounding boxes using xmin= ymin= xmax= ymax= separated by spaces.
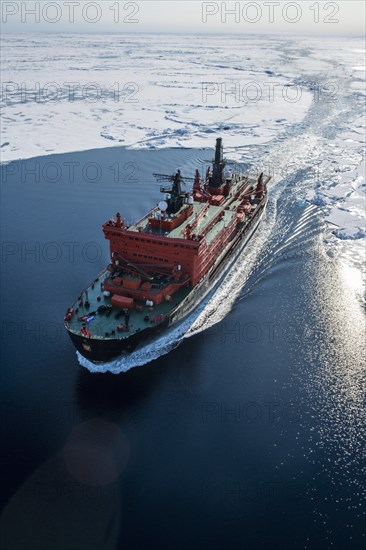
xmin=0 ymin=33 xmax=313 ymax=161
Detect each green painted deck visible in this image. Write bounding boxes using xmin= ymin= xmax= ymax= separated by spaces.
xmin=169 ymin=203 xmax=218 ymax=238
xmin=67 ymin=271 xmax=192 ymax=340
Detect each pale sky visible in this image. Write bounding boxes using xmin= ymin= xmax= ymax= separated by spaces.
xmin=1 ymin=0 xmax=365 ymax=35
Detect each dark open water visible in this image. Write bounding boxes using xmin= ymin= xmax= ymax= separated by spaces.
xmin=1 ymin=146 xmax=365 ymax=550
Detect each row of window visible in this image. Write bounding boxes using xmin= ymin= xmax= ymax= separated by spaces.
xmin=132 ymin=252 xmax=169 ymax=263
xmin=111 ymin=240 xmax=195 ymax=253
xmin=107 ymin=233 xmax=195 ymax=250
xmin=127 ymin=236 xmax=169 ymax=245
xmin=119 ymin=249 xmax=182 ymax=259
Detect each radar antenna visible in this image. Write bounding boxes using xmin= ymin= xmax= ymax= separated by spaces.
xmin=153 ymin=170 xmax=193 ymax=214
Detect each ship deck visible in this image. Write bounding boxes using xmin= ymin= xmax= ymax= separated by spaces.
xmin=66 ymin=270 xmax=192 ymax=340
xmin=128 ymin=175 xmax=258 ymax=242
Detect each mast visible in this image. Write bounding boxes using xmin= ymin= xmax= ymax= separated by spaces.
xmin=153 ymin=169 xmax=193 ymax=214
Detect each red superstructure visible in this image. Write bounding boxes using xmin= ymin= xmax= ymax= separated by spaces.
xmin=102 ymin=138 xmax=265 ymax=302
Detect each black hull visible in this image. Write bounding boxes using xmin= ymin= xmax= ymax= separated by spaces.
xmin=67 ymin=198 xmax=267 ymax=364
xmin=68 ymin=316 xmax=170 ymax=363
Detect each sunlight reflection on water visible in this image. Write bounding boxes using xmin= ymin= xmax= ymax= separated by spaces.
xmin=298 ymin=254 xmax=366 ymax=511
